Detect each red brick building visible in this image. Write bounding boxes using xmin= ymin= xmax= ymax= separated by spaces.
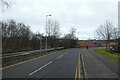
xmin=77 ymin=40 xmax=107 ymax=48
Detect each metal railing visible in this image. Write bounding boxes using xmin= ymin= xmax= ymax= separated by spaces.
xmin=1 ymin=47 xmax=64 ymax=59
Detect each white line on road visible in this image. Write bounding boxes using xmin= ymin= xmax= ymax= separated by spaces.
xmin=29 ymin=61 xmax=52 ymax=75
xmin=57 ymin=54 xmax=63 ymax=59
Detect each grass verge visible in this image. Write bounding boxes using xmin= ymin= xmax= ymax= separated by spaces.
xmin=95 ymin=48 xmax=120 ymax=64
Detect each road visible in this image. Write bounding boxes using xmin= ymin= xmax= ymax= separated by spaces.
xmin=2 ymin=49 xmax=80 ymax=78
xmin=2 ymin=48 xmax=119 ymax=79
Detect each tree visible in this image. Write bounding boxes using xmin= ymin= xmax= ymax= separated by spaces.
xmin=2 ymin=20 xmax=36 ymax=53
xmin=69 ymin=27 xmax=76 ymax=39
xmin=51 ymin=20 xmax=61 ymax=47
xmin=0 ymin=0 xmax=14 ymax=12
xmin=61 ymin=27 xmax=78 ymax=48
xmin=112 ymin=27 xmax=118 ymax=40
xmin=96 ymin=21 xmax=114 ymax=50
xmin=52 ymin=20 xmax=60 ymax=38
xmin=46 ymin=19 xmax=52 ymax=37
xmin=1 ymin=0 xmax=10 ymax=8
xmin=45 ymin=19 xmax=61 ymax=48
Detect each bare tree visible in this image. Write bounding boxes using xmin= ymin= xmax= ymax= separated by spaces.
xmin=46 ymin=19 xmax=52 ymax=37
xmin=2 ymin=20 xmax=35 ymax=53
xmin=96 ymin=21 xmax=114 ymax=50
xmin=112 ymin=27 xmax=118 ymax=39
xmin=52 ymin=20 xmax=60 ymax=38
xmin=69 ymin=27 xmax=76 ymax=39
xmin=51 ymin=20 xmax=61 ymax=47
xmin=61 ymin=27 xmax=78 ymax=48
xmin=0 ymin=0 xmax=14 ymax=12
xmin=46 ymin=19 xmax=60 ymax=37
xmin=46 ymin=19 xmax=61 ymax=48
xmin=1 ymin=0 xmax=10 ymax=8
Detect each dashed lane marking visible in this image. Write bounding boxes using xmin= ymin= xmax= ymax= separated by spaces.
xmin=57 ymin=54 xmax=63 ymax=59
xmin=29 ymin=61 xmax=53 ymax=76
xmin=1 ymin=52 xmax=55 ymax=70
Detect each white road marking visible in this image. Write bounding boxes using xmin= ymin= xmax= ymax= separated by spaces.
xmin=29 ymin=61 xmax=52 ymax=75
xmin=57 ymin=54 xmax=63 ymax=59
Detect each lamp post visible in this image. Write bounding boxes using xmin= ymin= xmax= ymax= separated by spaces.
xmin=46 ymin=14 xmax=51 ymax=53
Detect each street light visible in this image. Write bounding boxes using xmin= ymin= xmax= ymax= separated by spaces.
xmin=46 ymin=14 xmax=51 ymax=53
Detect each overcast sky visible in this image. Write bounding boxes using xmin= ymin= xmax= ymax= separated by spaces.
xmin=1 ymin=0 xmax=119 ymax=40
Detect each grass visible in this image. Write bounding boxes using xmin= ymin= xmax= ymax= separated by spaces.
xmin=95 ymin=48 xmax=120 ymax=64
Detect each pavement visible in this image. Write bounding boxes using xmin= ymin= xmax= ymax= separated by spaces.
xmin=2 ymin=48 xmax=120 ymax=79
xmin=81 ymin=48 xmax=119 ymax=78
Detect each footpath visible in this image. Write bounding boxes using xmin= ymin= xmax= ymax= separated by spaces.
xmin=81 ymin=48 xmax=119 ymax=78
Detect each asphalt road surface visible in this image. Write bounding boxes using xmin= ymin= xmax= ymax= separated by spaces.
xmin=2 ymin=48 xmax=119 ymax=79
xmin=2 ymin=49 xmax=80 ymax=78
